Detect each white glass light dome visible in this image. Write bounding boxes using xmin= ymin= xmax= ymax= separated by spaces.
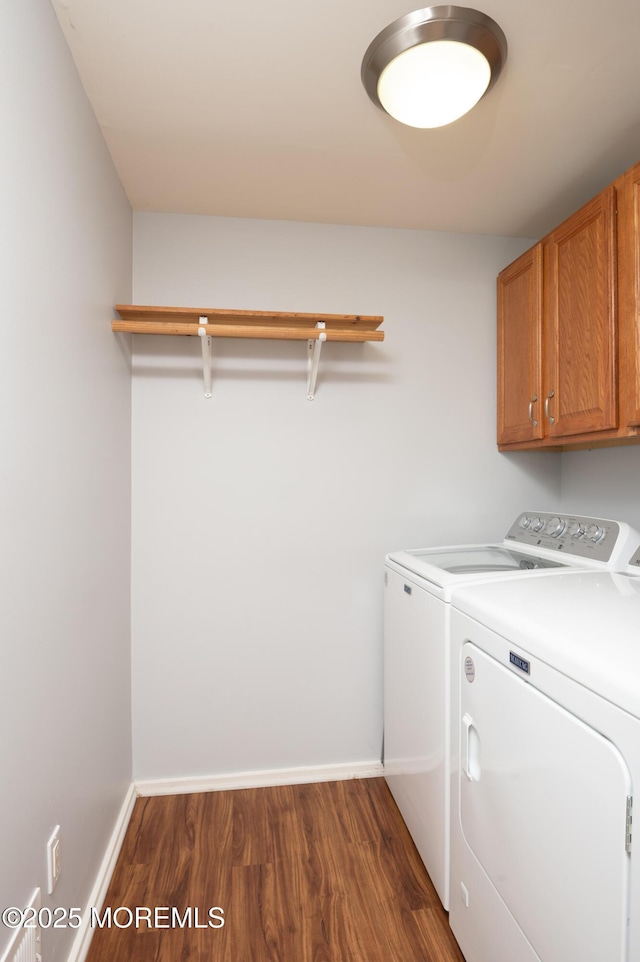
xmin=377 ymin=40 xmax=491 ymax=128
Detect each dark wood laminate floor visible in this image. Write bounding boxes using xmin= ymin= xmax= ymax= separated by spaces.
xmin=86 ymin=777 xmax=465 ymax=962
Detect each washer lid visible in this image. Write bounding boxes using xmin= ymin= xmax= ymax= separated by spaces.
xmin=388 ymin=544 xmax=566 ymax=583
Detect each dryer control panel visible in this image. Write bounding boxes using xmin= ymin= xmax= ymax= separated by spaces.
xmin=505 ymin=512 xmax=622 ymax=563
xmin=628 ymin=546 xmax=640 ymax=569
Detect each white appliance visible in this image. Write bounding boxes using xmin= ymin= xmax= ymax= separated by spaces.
xmin=384 ymin=512 xmax=640 ymax=910
xmin=449 ymin=552 xmax=640 ymax=962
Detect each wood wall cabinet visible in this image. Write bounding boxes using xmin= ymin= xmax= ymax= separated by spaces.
xmin=497 ymin=166 xmax=640 ymax=451
xmin=497 ymin=245 xmax=543 ymax=444
xmin=618 ymin=161 xmax=640 ymax=428
xmin=544 ymin=187 xmax=617 ymax=440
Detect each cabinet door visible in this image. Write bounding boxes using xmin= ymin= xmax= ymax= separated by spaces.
xmin=497 ymin=245 xmax=543 ymax=445
xmin=618 ymin=162 xmax=640 ymax=426
xmin=545 ymin=187 xmax=617 ymax=437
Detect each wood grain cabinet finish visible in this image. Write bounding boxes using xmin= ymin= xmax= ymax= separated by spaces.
xmin=544 ymin=187 xmax=617 ymax=440
xmin=618 ymin=161 xmax=640 ymax=428
xmin=498 ymin=168 xmax=640 ymax=451
xmin=497 ymin=245 xmax=543 ymax=445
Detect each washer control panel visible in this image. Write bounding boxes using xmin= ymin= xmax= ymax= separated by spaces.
xmin=505 ymin=512 xmax=620 ymax=563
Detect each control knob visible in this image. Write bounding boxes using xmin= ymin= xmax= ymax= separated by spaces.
xmin=518 ymin=516 xmax=531 ymax=530
xmin=531 ymin=517 xmax=545 ymax=532
xmin=544 ymin=516 xmax=566 ymax=538
xmin=585 ymin=523 xmax=606 ymax=544
xmin=570 ymin=521 xmax=586 ymax=540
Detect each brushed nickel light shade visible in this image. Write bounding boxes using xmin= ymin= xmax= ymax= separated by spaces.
xmin=361 ymin=6 xmax=507 ymax=128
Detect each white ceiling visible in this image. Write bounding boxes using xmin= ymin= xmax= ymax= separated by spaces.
xmin=50 ymin=0 xmax=640 ymax=238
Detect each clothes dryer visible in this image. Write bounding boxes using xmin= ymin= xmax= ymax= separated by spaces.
xmin=449 ymin=560 xmax=640 ymax=961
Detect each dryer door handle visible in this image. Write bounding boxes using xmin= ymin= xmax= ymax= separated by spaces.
xmin=462 ymin=713 xmax=481 ymax=781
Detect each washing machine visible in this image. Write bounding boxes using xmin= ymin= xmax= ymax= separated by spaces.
xmin=384 ymin=512 xmax=640 ymax=910
xmin=448 ymin=548 xmax=640 ymax=962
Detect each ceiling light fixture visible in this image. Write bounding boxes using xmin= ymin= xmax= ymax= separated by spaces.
xmin=361 ymin=5 xmax=507 ymax=129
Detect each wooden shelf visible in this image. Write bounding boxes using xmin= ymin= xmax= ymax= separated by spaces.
xmin=113 ymin=305 xmax=384 ymax=342
xmin=112 ymin=304 xmax=385 ymax=400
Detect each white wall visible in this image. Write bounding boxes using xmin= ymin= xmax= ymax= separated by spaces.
xmin=131 ymin=213 xmax=560 ymax=781
xmin=0 ymin=2 xmax=132 ymax=960
xmin=561 ymin=446 xmax=640 ymax=531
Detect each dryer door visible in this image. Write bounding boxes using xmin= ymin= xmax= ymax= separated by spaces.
xmin=460 ymin=641 xmax=631 ymax=962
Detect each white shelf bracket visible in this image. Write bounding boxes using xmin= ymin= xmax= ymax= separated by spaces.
xmin=307 ymin=322 xmax=327 ymax=400
xmin=198 ymin=317 xmax=213 ymax=398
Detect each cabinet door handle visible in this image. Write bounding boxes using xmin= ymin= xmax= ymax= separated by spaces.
xmin=528 ymin=395 xmax=538 ymax=427
xmin=545 ymin=390 xmax=555 ymax=424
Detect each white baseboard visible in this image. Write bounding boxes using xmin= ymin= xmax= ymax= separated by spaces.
xmin=66 ymin=782 xmax=137 ymax=962
xmin=64 ymin=760 xmax=383 ymax=960
xmin=135 ymin=759 xmax=384 ymax=797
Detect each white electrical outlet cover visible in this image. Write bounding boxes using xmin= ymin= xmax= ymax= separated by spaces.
xmin=46 ymin=825 xmax=61 ymax=894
